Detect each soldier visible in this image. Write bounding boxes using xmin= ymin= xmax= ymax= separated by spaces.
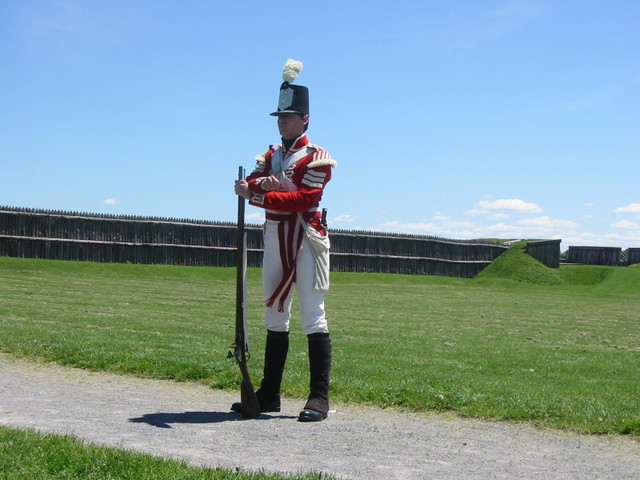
xmin=233 ymin=59 xmax=336 ymax=422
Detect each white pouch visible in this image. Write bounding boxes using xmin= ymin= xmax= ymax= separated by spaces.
xmin=298 ymin=213 xmax=331 ymax=292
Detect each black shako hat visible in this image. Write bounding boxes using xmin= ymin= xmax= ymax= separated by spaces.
xmin=270 ymin=59 xmax=309 ymax=116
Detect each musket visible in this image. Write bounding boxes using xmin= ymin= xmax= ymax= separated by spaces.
xmin=229 ymin=166 xmax=261 ymax=419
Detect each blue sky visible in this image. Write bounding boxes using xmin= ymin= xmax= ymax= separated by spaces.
xmin=1 ymin=0 xmax=639 ymax=251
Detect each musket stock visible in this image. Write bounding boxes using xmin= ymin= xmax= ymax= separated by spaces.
xmin=233 ymin=166 xmax=261 ymax=419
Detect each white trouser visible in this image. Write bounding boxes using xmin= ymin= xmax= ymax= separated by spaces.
xmin=262 ymin=220 xmax=328 ymax=335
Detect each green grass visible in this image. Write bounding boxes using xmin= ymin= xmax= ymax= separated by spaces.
xmin=1 ymin=253 xmax=639 ymax=438
xmin=0 ymin=426 xmax=334 ymax=480
xmin=476 ymin=241 xmax=565 ymax=285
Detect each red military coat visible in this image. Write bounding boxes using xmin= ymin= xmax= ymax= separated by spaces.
xmin=246 ymin=133 xmax=336 ymax=232
xmin=245 ymin=133 xmax=336 ymax=310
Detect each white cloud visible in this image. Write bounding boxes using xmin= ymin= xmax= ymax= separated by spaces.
xmin=102 ymin=198 xmax=118 ymax=205
xmin=614 ymin=203 xmax=640 ymax=214
xmin=246 ymin=212 xmax=264 ymax=222
xmin=479 ymin=216 xmax=580 ymax=242
xmin=584 ymin=202 xmax=595 ymax=207
xmin=443 ymin=220 xmax=475 ymax=228
xmin=515 ymin=216 xmax=579 ymax=229
xmin=478 ymin=198 xmax=542 ymax=213
xmin=604 ymin=231 xmax=640 ymax=246
xmin=367 ymin=196 xmax=640 ymax=249
xmin=333 ymin=214 xmax=357 ymax=223
xmin=376 ymin=221 xmax=438 ymax=233
xmin=485 ymin=222 xmax=522 ymax=233
xmin=466 ymin=209 xmax=489 ymax=215
xmin=374 ymin=220 xmax=483 ymax=240
xmin=611 ymin=220 xmax=639 ymax=230
xmin=561 ymin=231 xmax=600 ymax=247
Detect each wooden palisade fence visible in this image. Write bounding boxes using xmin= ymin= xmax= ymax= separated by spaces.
xmin=567 ymin=246 xmax=621 ymax=266
xmin=0 ymin=206 xmax=512 ymax=278
xmin=526 ymin=240 xmax=561 ymax=269
xmin=565 ymin=246 xmax=640 ymax=266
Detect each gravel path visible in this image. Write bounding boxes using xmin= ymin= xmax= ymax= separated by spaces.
xmin=1 ymin=354 xmax=639 ymax=480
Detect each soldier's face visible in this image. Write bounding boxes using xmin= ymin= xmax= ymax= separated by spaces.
xmin=277 ymin=113 xmax=308 ymax=140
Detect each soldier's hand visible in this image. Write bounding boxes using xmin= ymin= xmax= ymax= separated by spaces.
xmin=234 ymin=180 xmax=251 ymax=199
xmin=260 ymin=175 xmax=281 ymax=191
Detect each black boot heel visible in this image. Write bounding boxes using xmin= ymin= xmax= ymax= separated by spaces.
xmin=298 ymin=332 xmax=331 ymax=422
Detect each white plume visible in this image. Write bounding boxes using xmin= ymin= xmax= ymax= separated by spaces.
xmin=282 ymin=59 xmax=303 ymax=83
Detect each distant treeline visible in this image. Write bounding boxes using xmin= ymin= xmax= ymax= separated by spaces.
xmin=1 ymin=206 xmax=510 ymax=278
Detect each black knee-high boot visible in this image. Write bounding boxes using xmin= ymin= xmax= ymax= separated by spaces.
xmin=231 ymin=330 xmax=289 ymax=413
xmin=298 ymin=332 xmax=332 ymax=422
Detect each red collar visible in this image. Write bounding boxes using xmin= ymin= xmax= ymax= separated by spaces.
xmin=282 ymin=133 xmax=309 ymax=152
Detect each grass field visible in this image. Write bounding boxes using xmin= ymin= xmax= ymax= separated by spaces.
xmin=0 ymin=426 xmax=334 ymax=480
xmin=1 ymin=247 xmax=639 ymax=439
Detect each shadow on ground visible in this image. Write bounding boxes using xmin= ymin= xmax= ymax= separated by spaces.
xmin=129 ymin=411 xmax=294 ymax=428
